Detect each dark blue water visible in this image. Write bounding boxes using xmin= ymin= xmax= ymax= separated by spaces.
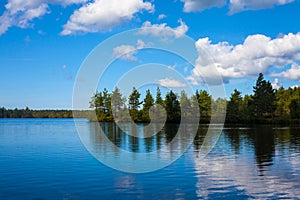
xmin=0 ymin=119 xmax=299 ymax=199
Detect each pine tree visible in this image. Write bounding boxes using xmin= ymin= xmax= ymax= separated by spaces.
xmin=253 ymin=73 xmax=276 ymax=119
xmin=226 ymin=89 xmax=243 ymax=123
xmin=180 ymin=90 xmax=191 ymax=118
xmin=164 ymin=90 xmax=180 ymax=122
xmin=128 ymin=87 xmax=142 ymax=122
xmin=141 ymin=89 xmax=154 ymax=122
xmin=111 ymin=87 xmax=124 ymax=120
xmin=103 ymin=88 xmax=112 ymax=121
xmin=155 ymin=87 xmax=164 ymax=105
xmin=197 ymin=90 xmax=212 ymax=121
xmin=289 ymin=99 xmax=300 ymax=119
xmin=152 ymin=87 xmax=165 ymax=122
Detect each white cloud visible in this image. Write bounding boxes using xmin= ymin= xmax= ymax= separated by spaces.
xmin=180 ymin=0 xmax=294 ymax=14
xmin=272 ymin=64 xmax=300 ymax=81
xmin=229 ymin=0 xmax=295 ymax=14
xmin=113 ymin=39 xmax=147 ymax=62
xmin=167 ymin=64 xmax=176 ymax=70
xmin=0 ymin=12 xmax=14 ymax=34
xmin=271 ymin=78 xmax=281 ymax=89
xmin=0 ymin=0 xmax=87 ymax=35
xmin=0 ymin=1 xmax=49 ymax=34
xmin=181 ymin=0 xmax=226 ymax=12
xmin=157 ymin=77 xmax=187 ymax=88
xmin=157 ymin=14 xmax=166 ymax=20
xmin=113 ymin=45 xmax=138 ymax=62
xmin=187 ymin=32 xmax=300 ymax=85
xmin=138 ymin=19 xmax=188 ymax=39
xmin=61 ymin=0 xmax=154 ymax=35
xmin=53 ymin=0 xmax=88 ymax=6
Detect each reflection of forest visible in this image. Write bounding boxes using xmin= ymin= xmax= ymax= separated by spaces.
xmin=88 ymin=122 xmax=203 ymax=153
xmin=193 ymin=126 xmax=300 ymax=199
xmin=87 ymin=122 xmax=300 ymax=174
xmin=222 ymin=126 xmax=300 ymax=173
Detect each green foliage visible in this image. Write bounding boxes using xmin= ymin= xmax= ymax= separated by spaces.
xmin=152 ymin=87 xmax=166 ymax=122
xmin=253 ymin=73 xmax=276 ymax=118
xmin=274 ymin=86 xmax=300 ymax=120
xmin=128 ymin=87 xmax=142 ymax=122
xmin=0 ymin=107 xmax=82 ymax=118
xmin=290 ymin=97 xmax=300 ymax=119
xmin=180 ymin=90 xmax=191 ymax=118
xmin=86 ymin=73 xmax=300 ymax=124
xmin=89 ymin=88 xmax=113 ymax=121
xmin=290 ymin=99 xmax=299 ymax=119
xmin=3 ymin=73 xmax=300 ymax=125
xmin=226 ymin=89 xmax=243 ymax=123
xmin=275 ymin=87 xmax=290 ymax=117
xmin=141 ymin=89 xmax=154 ymax=122
xmin=155 ymin=87 xmax=164 ymax=106
xmin=196 ymin=90 xmax=212 ymax=121
xmin=241 ymin=95 xmax=255 ymax=123
xmin=111 ymin=87 xmax=125 ymax=121
xmin=164 ymin=91 xmax=181 ymax=122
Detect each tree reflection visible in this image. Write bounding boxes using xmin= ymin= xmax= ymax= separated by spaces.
xmin=223 ymin=127 xmax=242 ymax=155
xmin=164 ymin=123 xmax=179 ymax=143
xmin=223 ymin=126 xmax=275 ymax=175
xmin=88 ymin=122 xmax=202 ymax=154
xmin=252 ymin=126 xmax=275 ymax=175
xmin=193 ymin=125 xmax=208 ymax=151
xmin=88 ymin=122 xmax=298 ymax=176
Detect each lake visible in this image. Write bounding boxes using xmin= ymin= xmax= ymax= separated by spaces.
xmin=0 ymin=118 xmax=300 ymax=199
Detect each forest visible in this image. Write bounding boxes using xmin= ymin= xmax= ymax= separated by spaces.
xmin=89 ymin=73 xmax=300 ymax=124
xmin=0 ymin=108 xmax=90 ymax=119
xmin=1 ymin=73 xmax=299 ymax=124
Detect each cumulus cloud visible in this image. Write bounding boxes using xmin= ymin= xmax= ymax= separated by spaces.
xmin=187 ymin=32 xmax=300 ymax=85
xmin=229 ymin=0 xmax=295 ymax=14
xmin=61 ymin=0 xmax=154 ymax=35
xmin=181 ymin=0 xmax=226 ymax=12
xmin=157 ymin=14 xmax=166 ymax=20
xmin=113 ymin=45 xmax=138 ymax=62
xmin=180 ymin=0 xmax=294 ymax=14
xmin=113 ymin=39 xmax=148 ymax=62
xmin=272 ymin=64 xmax=300 ymax=81
xmin=271 ymin=78 xmax=282 ymax=89
xmin=138 ymin=19 xmax=188 ymax=39
xmin=0 ymin=0 xmax=87 ymax=35
xmin=157 ymin=77 xmax=187 ymax=88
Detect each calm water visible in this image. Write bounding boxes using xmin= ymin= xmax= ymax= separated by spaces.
xmin=0 ymin=119 xmax=300 ymax=199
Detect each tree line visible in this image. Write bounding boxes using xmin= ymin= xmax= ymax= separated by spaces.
xmin=1 ymin=73 xmax=299 ymax=124
xmin=226 ymin=73 xmax=300 ymax=124
xmin=0 ymin=107 xmax=91 ymax=119
xmin=89 ymin=73 xmax=300 ymax=124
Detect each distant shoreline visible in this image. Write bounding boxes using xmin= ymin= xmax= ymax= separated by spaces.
xmin=1 ymin=107 xmax=300 ymax=125
xmin=0 ymin=107 xmax=91 ymax=119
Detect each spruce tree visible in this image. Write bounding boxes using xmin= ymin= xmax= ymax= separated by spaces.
xmin=253 ymin=73 xmax=276 ymax=118
xmin=128 ymin=87 xmax=142 ymax=122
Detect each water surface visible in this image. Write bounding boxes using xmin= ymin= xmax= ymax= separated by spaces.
xmin=0 ymin=119 xmax=299 ymax=199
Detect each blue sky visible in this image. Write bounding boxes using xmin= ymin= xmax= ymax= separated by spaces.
xmin=1 ymin=0 xmax=300 ymax=109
